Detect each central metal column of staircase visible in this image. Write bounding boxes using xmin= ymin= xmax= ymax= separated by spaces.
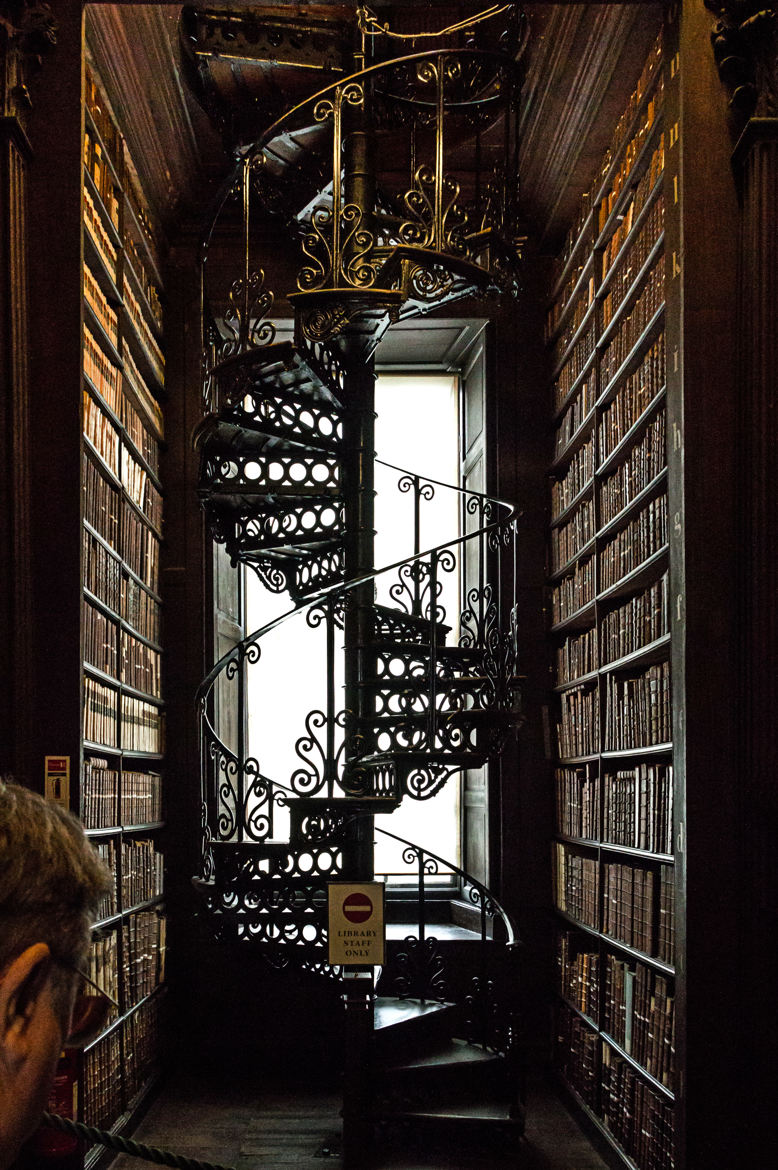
xmin=187 ymin=5 xmax=529 ymax=1164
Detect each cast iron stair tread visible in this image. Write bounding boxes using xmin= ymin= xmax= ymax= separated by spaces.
xmin=239 ymin=535 xmax=343 ymax=559
xmin=357 ymin=750 xmax=487 ymax=768
xmin=374 ymin=1101 xmax=520 ymax=1123
xmin=210 ymin=341 xmax=344 ymax=408
xmin=365 ymin=639 xmax=483 ymax=663
xmin=366 ymin=710 xmax=515 ymax=727
xmin=200 ymin=482 xmax=342 ymax=500
xmin=195 ymin=415 xmax=343 ymax=457
xmin=381 ymin=1036 xmax=504 ymax=1073
xmin=374 ymin=998 xmax=458 ymax=1031
xmin=359 ymin=675 xmax=496 ymax=690
xmin=372 ymin=602 xmax=450 ymax=631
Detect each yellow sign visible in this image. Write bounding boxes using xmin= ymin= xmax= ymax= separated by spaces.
xmin=328 ymin=881 xmax=385 ymax=966
xmin=45 ymin=756 xmax=70 ymax=807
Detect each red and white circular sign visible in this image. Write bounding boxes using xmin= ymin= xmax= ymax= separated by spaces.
xmin=342 ymin=892 xmax=373 ymax=923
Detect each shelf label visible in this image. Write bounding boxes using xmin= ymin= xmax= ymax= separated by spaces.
xmin=328 ymin=881 xmax=385 ymax=966
xmin=44 ymin=756 xmax=71 ymax=807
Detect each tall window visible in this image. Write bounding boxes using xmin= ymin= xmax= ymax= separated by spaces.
xmin=373 ymin=373 xmax=461 ymax=883
xmin=245 ymin=372 xmax=462 ymax=881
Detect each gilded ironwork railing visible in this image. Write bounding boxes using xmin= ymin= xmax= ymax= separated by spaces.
xmin=198 ymin=34 xmax=524 ymax=381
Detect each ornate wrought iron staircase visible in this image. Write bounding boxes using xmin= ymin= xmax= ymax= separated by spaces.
xmin=188 ymin=4 xmax=529 ymax=1164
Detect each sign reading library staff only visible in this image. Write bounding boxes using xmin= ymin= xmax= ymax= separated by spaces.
xmin=328 ymin=881 xmax=385 ymax=966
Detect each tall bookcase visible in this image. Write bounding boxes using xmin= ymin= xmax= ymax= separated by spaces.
xmin=77 ymin=57 xmax=166 ymax=1147
xmin=545 ymin=29 xmax=677 ymax=1170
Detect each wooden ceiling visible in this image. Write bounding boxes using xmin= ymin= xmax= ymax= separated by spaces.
xmin=85 ymin=2 xmax=664 ymax=255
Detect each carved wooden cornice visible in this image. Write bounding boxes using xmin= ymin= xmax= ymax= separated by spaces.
xmin=0 ymin=0 xmax=56 ymax=124
xmin=706 ymin=1 xmax=778 ymax=118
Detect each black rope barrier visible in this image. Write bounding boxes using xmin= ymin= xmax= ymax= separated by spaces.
xmin=41 ymin=1113 xmax=237 ymax=1170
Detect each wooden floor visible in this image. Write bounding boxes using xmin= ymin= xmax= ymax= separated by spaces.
xmin=109 ymin=1075 xmax=611 ymax=1170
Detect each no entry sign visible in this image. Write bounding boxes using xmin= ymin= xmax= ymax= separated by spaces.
xmin=328 ymin=881 xmax=385 ymax=966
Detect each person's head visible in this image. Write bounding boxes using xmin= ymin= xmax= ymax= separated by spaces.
xmin=0 ymin=779 xmax=111 ymax=1167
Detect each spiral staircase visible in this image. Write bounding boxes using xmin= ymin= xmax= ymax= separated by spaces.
xmin=186 ymin=4 xmax=529 ymax=1164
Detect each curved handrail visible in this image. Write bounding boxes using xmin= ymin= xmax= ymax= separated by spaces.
xmin=375 ymin=824 xmax=521 ymax=949
xmin=196 ymin=460 xmax=518 ymax=703
xmin=200 ymin=44 xmax=521 ymax=259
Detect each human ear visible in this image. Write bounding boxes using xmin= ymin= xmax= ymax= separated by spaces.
xmin=0 ymin=944 xmax=53 ymax=1066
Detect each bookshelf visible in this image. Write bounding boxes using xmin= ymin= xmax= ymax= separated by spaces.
xmin=78 ymin=57 xmax=167 ymax=1150
xmin=546 ymin=28 xmax=676 ymax=1170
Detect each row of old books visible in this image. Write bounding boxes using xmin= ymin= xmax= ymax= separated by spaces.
xmin=597 ymin=43 xmax=664 ymax=234
xmin=84 ymin=389 xmax=120 ymax=478
xmin=82 ymin=758 xmax=162 ymax=828
xmin=601 ymin=253 xmax=665 ymax=388
xmin=85 ymin=64 xmax=123 ymax=175
xmin=87 ymin=931 xmax=120 ymax=1023
xmin=555 ymin=572 xmax=668 ymax=684
xmin=84 ymin=328 xmax=122 ymax=417
xmin=124 ymin=995 xmax=162 ymax=1107
xmin=601 ymin=137 xmax=666 ymax=285
xmin=555 ymin=765 xmax=598 ymax=839
xmin=550 ymin=497 xmax=595 ymax=574
xmin=83 ymin=527 xmax=121 ymax=613
xmin=82 ymin=995 xmax=162 ymax=1129
xmin=552 ymin=843 xmax=600 ymax=929
xmin=551 ymin=438 xmax=594 ymax=520
xmin=93 ymin=840 xmax=118 ymax=920
xmin=603 ymin=860 xmax=674 ymax=959
xmin=600 ymin=573 xmax=668 ymax=663
xmin=123 ymin=574 xmax=161 ymax=644
xmin=82 ymin=527 xmax=161 ymax=647
xmin=82 ymin=600 xmax=161 ymax=698
xmin=551 ymin=556 xmax=594 ymax=625
xmin=120 ymin=838 xmax=163 ymax=908
xmin=123 ymin=234 xmax=164 ymax=334
xmin=123 ymin=503 xmax=160 ymax=591
xmin=545 ymin=269 xmax=595 ymax=349
xmin=603 ymin=956 xmax=675 ymax=1086
xmin=553 ymin=319 xmax=597 ymax=408
xmin=84 ymin=264 xmax=119 ymax=346
xmin=554 ymin=763 xmax=673 ymax=855
xmin=555 ymin=375 xmax=596 ymax=457
xmin=548 ymin=29 xmax=662 ymax=293
xmin=556 ymin=930 xmax=600 ymax=1020
xmin=84 ymin=123 xmax=120 ymax=229
xmin=556 ymin=626 xmax=597 ymax=684
xmin=84 ymin=384 xmax=162 ymax=540
xmin=599 ymin=856 xmax=655 ymax=954
xmin=601 ymin=191 xmax=665 ymax=330
xmin=121 ymin=694 xmax=164 ymax=755
xmin=601 ymin=1044 xmax=674 ymax=1169
xmin=554 ymin=847 xmax=676 ymax=964
xmin=599 ymin=495 xmax=667 ymax=591
xmin=604 ymin=660 xmax=671 ymax=750
xmin=83 ymin=678 xmax=163 ymax=754
xmin=598 ymin=411 xmax=666 ymax=525
xmin=555 ymin=1001 xmax=600 ymax=1110
xmin=557 ymin=684 xmax=600 ymax=758
xmin=86 ymin=61 xmax=164 ymax=334
xmin=122 ymin=910 xmax=166 ymax=1006
xmin=599 ymin=332 xmax=665 ymax=461
xmin=85 ymin=326 xmax=163 ymax=477
xmin=123 ymin=357 xmax=162 ymax=472
xmin=122 ymin=447 xmax=163 ymax=532
xmin=83 ymin=188 xmax=118 ymax=283
xmin=123 ymin=275 xmax=165 ymax=386
xmin=603 ymin=762 xmax=673 ymax=855
xmin=83 ymin=1028 xmax=122 ymax=1129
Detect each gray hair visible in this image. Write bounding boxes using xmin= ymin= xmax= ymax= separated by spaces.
xmin=0 ymin=780 xmax=112 ymax=989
